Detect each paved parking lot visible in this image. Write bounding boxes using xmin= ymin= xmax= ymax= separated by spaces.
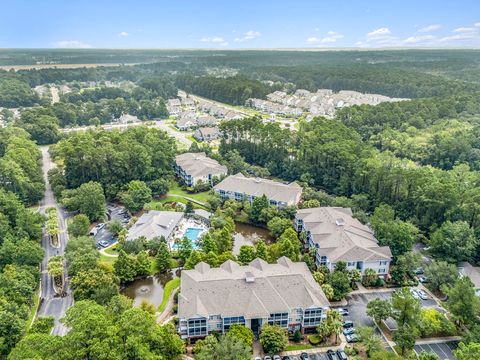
xmin=414 ymin=342 xmax=457 ymax=360
xmin=344 ymin=289 xmax=440 ymax=331
xmin=94 ymin=204 xmax=130 ymax=248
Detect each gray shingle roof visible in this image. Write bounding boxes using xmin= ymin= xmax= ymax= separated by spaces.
xmin=178 ymin=257 xmax=329 ymax=319
xmin=126 ymin=211 xmax=184 ymax=241
xmin=175 ymin=152 xmax=228 ymax=178
xmin=214 ymin=173 xmax=302 ymax=205
xmin=297 ymin=207 xmax=392 ymax=262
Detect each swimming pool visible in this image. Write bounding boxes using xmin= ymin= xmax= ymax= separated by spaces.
xmin=184 ymin=228 xmax=203 ymax=241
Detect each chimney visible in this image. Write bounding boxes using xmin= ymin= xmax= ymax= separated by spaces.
xmin=245 ymin=271 xmax=255 ymax=283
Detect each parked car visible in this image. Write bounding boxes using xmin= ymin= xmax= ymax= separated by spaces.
xmin=417 ymin=289 xmax=429 ymax=300
xmin=337 ymin=349 xmax=348 ymax=360
xmin=418 ymin=275 xmax=429 ymax=283
xmin=264 ymin=356 xmax=272 ymax=360
xmin=98 ymin=240 xmax=109 ymax=248
xmin=343 ymin=327 xmax=355 ymax=336
xmin=300 ymin=353 xmax=309 ymax=360
xmin=414 ymin=267 xmax=424 ymax=275
xmin=89 ymin=223 xmax=105 ymax=236
xmin=410 ymin=289 xmax=420 ymax=300
xmin=336 ymin=308 xmax=349 ymax=316
xmin=327 ymin=349 xmax=339 ymax=360
xmin=282 ymin=357 xmax=291 ymax=360
xmin=254 ymin=357 xmax=262 ymax=360
xmin=273 ymin=356 xmax=281 ymax=360
xmin=346 ymin=333 xmax=360 ymax=343
xmin=342 ymin=320 xmax=354 ymax=328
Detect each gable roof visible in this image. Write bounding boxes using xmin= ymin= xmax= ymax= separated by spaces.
xmin=213 ymin=173 xmax=302 ymax=205
xmin=297 ymin=207 xmax=392 ymax=262
xmin=178 ymin=257 xmax=329 ymax=320
xmin=175 ymin=152 xmax=228 ymax=178
xmin=126 ymin=211 xmax=184 ymax=241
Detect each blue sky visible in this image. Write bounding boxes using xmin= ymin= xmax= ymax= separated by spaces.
xmin=2 ymin=0 xmax=480 ymax=48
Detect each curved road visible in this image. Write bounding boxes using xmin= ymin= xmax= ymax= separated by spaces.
xmin=37 ymin=146 xmax=73 ymax=336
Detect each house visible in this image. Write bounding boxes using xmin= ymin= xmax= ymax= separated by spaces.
xmin=177 ymin=257 xmax=330 ymax=340
xmin=175 ymin=152 xmax=228 ymax=187
xmin=213 ymin=173 xmax=302 ymax=207
xmin=176 ymin=118 xmax=197 ymax=131
xmin=295 ymin=207 xmax=392 ymax=276
xmin=458 ymin=262 xmax=480 ymax=296
xmin=126 ymin=211 xmax=184 ymax=241
xmin=193 ymin=127 xmax=220 ymax=142
xmin=167 ymin=99 xmax=182 ymax=116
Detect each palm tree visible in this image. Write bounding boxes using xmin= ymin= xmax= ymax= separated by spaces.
xmin=327 ymin=310 xmax=343 ymax=344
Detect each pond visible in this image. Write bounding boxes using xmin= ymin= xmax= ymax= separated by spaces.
xmin=121 ymin=271 xmax=174 ymax=308
xmin=233 ymin=222 xmax=274 ymax=255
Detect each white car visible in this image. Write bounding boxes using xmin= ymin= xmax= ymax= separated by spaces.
xmin=417 ymin=289 xmax=429 ymax=300
xmin=409 ymin=289 xmax=420 ymax=300
xmin=336 ymin=308 xmax=349 ymax=316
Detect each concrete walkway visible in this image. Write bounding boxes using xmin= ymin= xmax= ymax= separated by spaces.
xmin=166 ymin=193 xmax=206 ymax=207
xmin=416 ymin=336 xmax=462 ymax=345
xmin=156 ymin=287 xmax=180 ymax=324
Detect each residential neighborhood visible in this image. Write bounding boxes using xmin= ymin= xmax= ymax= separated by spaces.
xmin=214 ymin=173 xmax=303 ymax=207
xmin=295 ymin=207 xmax=392 ymax=276
xmin=175 ymin=152 xmax=228 ymax=187
xmin=178 ymin=257 xmax=330 ymax=340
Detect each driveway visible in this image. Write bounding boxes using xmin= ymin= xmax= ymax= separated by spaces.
xmin=345 ymin=288 xmax=441 ymax=329
xmin=95 ymin=204 xmax=129 ymax=248
xmin=414 ymin=342 xmax=457 ymax=360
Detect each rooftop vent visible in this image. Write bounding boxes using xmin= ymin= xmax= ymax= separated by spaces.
xmin=335 ymin=218 xmax=345 ymax=226
xmin=245 ymin=271 xmax=255 ymax=283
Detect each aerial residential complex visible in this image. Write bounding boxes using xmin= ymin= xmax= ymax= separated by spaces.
xmin=174 ymin=152 xmax=228 ymax=187
xmin=126 ymin=210 xmax=184 ymax=242
xmin=177 ymin=257 xmax=330 ymax=340
xmin=213 ymin=173 xmax=303 ymax=207
xmin=295 ymin=207 xmax=392 ymax=276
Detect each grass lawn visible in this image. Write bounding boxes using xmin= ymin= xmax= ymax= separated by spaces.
xmin=285 ymin=344 xmax=314 ymax=351
xmin=104 ymin=245 xmax=119 ymax=255
xmin=26 ymin=287 xmax=41 ymax=331
xmin=186 ymin=135 xmax=198 ymax=143
xmin=158 ymin=278 xmax=181 ymax=312
xmin=168 ymin=182 xmax=210 ymax=203
xmin=99 ymin=253 xmax=117 ymax=265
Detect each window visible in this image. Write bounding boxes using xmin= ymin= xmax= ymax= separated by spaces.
xmin=268 ymin=313 xmax=288 ymax=328
xmin=188 ymin=318 xmax=207 ymax=337
xmin=379 ymin=261 xmax=388 ymax=266
xmin=269 ymin=200 xmax=277 ymax=206
xmin=303 ymin=308 xmax=323 ymax=327
xmin=347 ymin=262 xmax=356 ymax=267
xmin=378 ymin=268 xmax=386 ymax=273
xmin=234 ymin=192 xmax=242 ymax=201
xmin=223 ymin=316 xmax=245 ymax=332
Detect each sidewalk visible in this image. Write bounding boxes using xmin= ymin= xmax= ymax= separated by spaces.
xmin=415 ymin=336 xmax=462 ymax=345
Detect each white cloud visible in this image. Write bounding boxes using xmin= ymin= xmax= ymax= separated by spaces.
xmin=364 ymin=28 xmax=398 ymax=45
xmin=307 ymin=31 xmax=343 ymax=45
xmin=307 ymin=37 xmax=320 ymax=43
xmin=119 ymin=31 xmax=129 ymax=37
xmin=475 ymin=22 xmax=480 ymax=27
xmin=418 ymin=24 xmax=441 ymax=33
xmin=453 ymin=27 xmax=476 ymax=33
xmin=53 ymin=40 xmax=92 ymax=48
xmin=402 ymin=35 xmax=436 ymax=44
xmin=367 ymin=27 xmax=391 ymax=37
xmin=200 ymin=36 xmax=225 ymax=43
xmin=234 ymin=30 xmax=261 ymax=42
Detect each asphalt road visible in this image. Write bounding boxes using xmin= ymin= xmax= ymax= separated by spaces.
xmin=36 ymin=146 xmax=73 ymax=336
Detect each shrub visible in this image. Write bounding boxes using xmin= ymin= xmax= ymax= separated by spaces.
xmin=293 ymin=329 xmax=302 ymax=342
xmin=308 ymin=334 xmax=322 ymax=345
